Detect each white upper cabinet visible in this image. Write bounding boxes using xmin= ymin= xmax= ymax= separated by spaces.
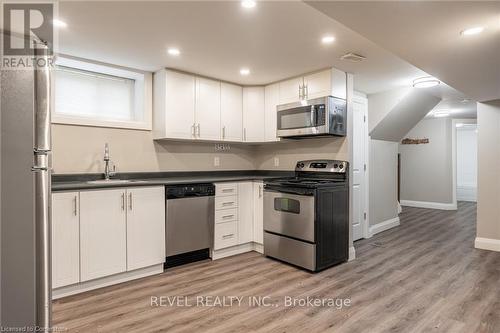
xmin=126 ymin=187 xmax=166 ymax=271
xmin=278 ymin=77 xmax=304 ymax=105
xmin=264 ymin=83 xmax=280 ymax=142
xmin=278 ymin=68 xmax=347 ymax=105
xmin=52 ymin=192 xmax=80 ymax=289
xmin=153 ymin=69 xmax=195 ymax=140
xmin=195 ymin=77 xmax=221 ymax=141
xmin=220 ymin=82 xmax=243 ymax=142
xmin=242 ymin=87 xmax=265 ymax=142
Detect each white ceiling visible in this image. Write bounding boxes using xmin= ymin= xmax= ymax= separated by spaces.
xmin=306 ymin=1 xmax=500 ymax=103
xmin=58 ymin=1 xmax=429 ymax=95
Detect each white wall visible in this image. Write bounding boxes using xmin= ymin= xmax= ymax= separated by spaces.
xmin=399 ymin=118 xmax=454 ymax=207
xmin=369 ymin=139 xmax=399 ymax=227
xmin=476 ymin=100 xmax=500 ymax=251
xmin=457 ymin=125 xmax=477 ymax=202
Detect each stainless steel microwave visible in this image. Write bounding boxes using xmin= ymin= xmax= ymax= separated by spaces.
xmin=276 ymin=96 xmax=347 ymax=138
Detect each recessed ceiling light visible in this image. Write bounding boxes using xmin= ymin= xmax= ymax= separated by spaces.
xmin=241 ymin=0 xmax=256 ymax=9
xmin=413 ymin=76 xmax=440 ymax=88
xmin=460 ymin=98 xmax=472 ymax=103
xmin=321 ymin=36 xmax=335 ymax=44
xmin=240 ymin=68 xmax=250 ymax=76
xmin=52 ymin=19 xmax=67 ymax=28
xmin=167 ymin=48 xmax=180 ymax=56
xmin=434 ymin=111 xmax=450 ymax=118
xmin=461 ymin=26 xmax=484 ymax=36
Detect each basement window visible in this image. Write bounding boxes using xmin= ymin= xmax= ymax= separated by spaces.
xmin=53 ymin=57 xmax=150 ymax=130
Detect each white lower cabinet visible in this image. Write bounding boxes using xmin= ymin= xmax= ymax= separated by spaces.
xmin=213 ymin=181 xmax=264 ymax=258
xmin=52 ymin=186 xmax=166 ymax=292
xmin=126 ymin=187 xmax=166 ymax=271
xmin=80 ymin=189 xmax=127 ymax=282
xmin=51 ymin=192 xmax=80 ymax=289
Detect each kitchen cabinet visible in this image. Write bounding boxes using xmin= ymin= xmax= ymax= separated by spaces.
xmin=242 ymin=87 xmax=265 ymax=142
xmin=221 ymin=82 xmax=243 ymax=141
xmin=278 ymin=68 xmax=347 ymax=105
xmin=153 ymin=69 xmax=196 ymax=140
xmin=253 ymin=181 xmax=264 ymax=245
xmin=126 ymin=187 xmax=166 ymax=271
xmin=264 ymin=83 xmax=280 ymax=142
xmin=238 ymin=182 xmax=254 ymax=244
xmin=80 ymin=189 xmax=127 ymax=282
xmin=195 ymin=77 xmax=221 ymax=140
xmin=51 ymin=192 xmax=80 ymax=289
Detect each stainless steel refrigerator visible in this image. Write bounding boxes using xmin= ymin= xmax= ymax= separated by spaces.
xmin=1 ymin=34 xmax=52 ymax=330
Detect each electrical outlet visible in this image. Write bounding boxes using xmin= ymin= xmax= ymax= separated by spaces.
xmin=274 ymin=157 xmax=280 ymax=167
xmin=214 ymin=156 xmax=220 ymax=167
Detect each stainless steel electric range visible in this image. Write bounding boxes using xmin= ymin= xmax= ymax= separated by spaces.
xmin=263 ymin=160 xmax=349 ymax=272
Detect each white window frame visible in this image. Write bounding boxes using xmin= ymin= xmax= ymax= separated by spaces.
xmin=52 ymin=57 xmax=152 ymax=130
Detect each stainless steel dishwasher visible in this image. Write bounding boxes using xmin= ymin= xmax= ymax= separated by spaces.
xmin=165 ymin=183 xmax=215 ymax=268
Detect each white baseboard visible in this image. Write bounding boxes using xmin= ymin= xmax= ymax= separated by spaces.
xmin=53 ymin=264 xmax=164 ymax=299
xmin=348 ymin=246 xmax=356 ymax=261
xmin=475 ymin=237 xmax=500 ymax=252
xmin=212 ymin=242 xmax=262 ymax=260
xmin=400 ymin=200 xmax=457 ymax=211
xmin=369 ymin=217 xmax=400 ymax=236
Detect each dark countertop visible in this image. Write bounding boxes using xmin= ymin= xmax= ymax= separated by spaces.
xmin=51 ymin=170 xmax=294 ymax=192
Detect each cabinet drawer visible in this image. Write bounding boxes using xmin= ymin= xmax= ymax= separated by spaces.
xmin=214 ymin=221 xmax=238 ymax=250
xmin=215 ymin=208 xmax=238 ymax=223
xmin=215 ymin=195 xmax=238 ymax=210
xmin=216 ymin=183 xmax=238 ymax=196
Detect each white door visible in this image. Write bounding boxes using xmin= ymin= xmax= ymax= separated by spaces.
xmin=195 ymin=77 xmax=221 ymax=140
xmin=80 ymin=189 xmax=127 ymax=281
xmin=352 ymin=96 xmax=368 ymax=241
xmin=252 ymin=181 xmax=264 ymax=245
xmin=279 ymin=77 xmax=303 ymax=104
xmin=221 ymin=82 xmax=243 ymax=141
xmin=238 ymin=182 xmax=254 ymax=244
xmin=457 ymin=125 xmax=477 ymax=202
xmin=165 ymin=70 xmax=196 ymax=139
xmin=264 ymin=83 xmax=280 ymax=142
xmin=242 ymin=87 xmax=265 ymax=142
xmin=126 ymin=187 xmax=166 ymax=271
xmin=51 ymin=192 xmax=80 ymax=288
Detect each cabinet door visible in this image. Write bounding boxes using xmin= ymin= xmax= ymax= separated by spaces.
xmin=220 ymin=82 xmax=243 ymax=141
xmin=80 ymin=189 xmax=127 ymax=281
xmin=242 ymin=87 xmax=265 ymax=142
xmin=164 ymin=70 xmax=196 ymax=139
xmin=52 ymin=192 xmax=80 ymax=288
xmin=253 ymin=182 xmax=264 ymax=245
xmin=195 ymin=77 xmax=221 ymax=140
xmin=238 ymin=182 xmax=254 ymax=244
xmin=304 ymin=70 xmax=332 ymax=99
xmin=278 ymin=77 xmax=303 ymax=104
xmin=126 ymin=187 xmax=166 ymax=271
xmin=264 ymin=83 xmax=280 ymax=142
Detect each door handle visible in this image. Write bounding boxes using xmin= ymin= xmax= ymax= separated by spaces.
xmin=73 ymin=195 xmax=78 ymax=216
xmin=129 ymin=192 xmax=133 ymax=210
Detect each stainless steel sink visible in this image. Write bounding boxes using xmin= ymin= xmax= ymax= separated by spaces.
xmin=86 ymin=179 xmax=133 ymax=185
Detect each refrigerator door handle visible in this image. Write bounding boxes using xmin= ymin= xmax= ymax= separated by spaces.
xmin=33 ymin=40 xmax=52 ymax=330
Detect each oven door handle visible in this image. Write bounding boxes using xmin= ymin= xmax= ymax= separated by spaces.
xmin=264 ymin=186 xmax=315 ymax=196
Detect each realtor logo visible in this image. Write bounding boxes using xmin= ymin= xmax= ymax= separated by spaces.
xmin=2 ymin=3 xmax=54 ymax=55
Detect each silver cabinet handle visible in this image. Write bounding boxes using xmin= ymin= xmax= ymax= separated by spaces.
xmin=243 ymin=128 xmax=247 ymax=141
xmin=222 ymin=201 xmax=234 ymax=205
xmin=73 ymin=195 xmax=78 ymax=216
xmin=191 ymin=123 xmax=195 ymax=137
xmin=304 ymin=84 xmax=308 ymax=100
xmin=222 ymin=233 xmax=234 ymax=239
xmin=129 ymin=192 xmax=133 ymax=210
xmin=298 ymin=84 xmax=302 ymax=100
xmin=196 ymin=123 xmax=201 ymax=137
xmin=222 ymin=188 xmax=234 ymax=193
xmin=222 ymin=214 xmax=235 ymax=219
xmin=121 ymin=193 xmax=125 ymax=211
xmin=31 ymin=166 xmax=48 ymax=171
xmin=259 ymin=185 xmax=263 ymax=198
xmin=222 ymin=126 xmax=226 ymax=139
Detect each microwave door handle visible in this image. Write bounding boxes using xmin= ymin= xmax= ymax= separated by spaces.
xmin=310 ymin=105 xmax=316 ymax=127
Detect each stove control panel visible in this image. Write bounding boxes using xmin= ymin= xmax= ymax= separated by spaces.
xmin=296 ymin=160 xmax=348 ymax=173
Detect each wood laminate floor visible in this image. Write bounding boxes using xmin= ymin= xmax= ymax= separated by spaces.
xmin=53 ymin=202 xmax=500 ymax=332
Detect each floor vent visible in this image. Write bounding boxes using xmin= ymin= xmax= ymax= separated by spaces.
xmin=165 ymin=249 xmax=210 ymax=269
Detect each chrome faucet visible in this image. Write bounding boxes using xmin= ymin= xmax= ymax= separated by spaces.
xmin=103 ymin=143 xmax=116 ymax=180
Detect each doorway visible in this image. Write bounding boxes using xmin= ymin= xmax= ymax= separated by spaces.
xmin=456 ymin=122 xmax=478 ymax=202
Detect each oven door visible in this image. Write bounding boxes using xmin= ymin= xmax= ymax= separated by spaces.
xmin=276 ymin=102 xmax=327 ymax=137
xmin=263 ymin=189 xmax=315 ymax=242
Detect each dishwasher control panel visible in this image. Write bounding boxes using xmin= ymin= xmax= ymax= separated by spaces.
xmin=166 ymin=183 xmax=215 ymax=199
